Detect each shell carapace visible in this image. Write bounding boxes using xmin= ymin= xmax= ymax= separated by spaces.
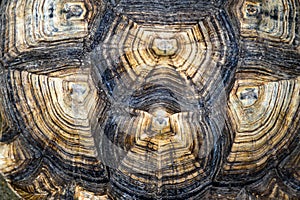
xmin=0 ymin=0 xmax=299 ymax=199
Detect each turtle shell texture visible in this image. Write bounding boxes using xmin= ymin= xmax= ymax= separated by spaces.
xmin=0 ymin=0 xmax=299 ymax=199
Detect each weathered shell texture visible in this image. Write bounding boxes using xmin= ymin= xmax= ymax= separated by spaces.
xmin=0 ymin=0 xmax=299 ymax=199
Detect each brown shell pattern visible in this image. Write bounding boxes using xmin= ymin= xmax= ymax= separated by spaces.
xmin=0 ymin=0 xmax=299 ymax=199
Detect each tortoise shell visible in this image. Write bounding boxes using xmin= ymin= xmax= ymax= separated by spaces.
xmin=0 ymin=0 xmax=299 ymax=199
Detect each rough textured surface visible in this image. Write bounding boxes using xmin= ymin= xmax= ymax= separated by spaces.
xmin=0 ymin=0 xmax=299 ymax=199
xmin=0 ymin=174 xmax=20 ymax=200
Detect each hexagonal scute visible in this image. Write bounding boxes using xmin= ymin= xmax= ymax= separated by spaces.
xmin=0 ymin=0 xmax=299 ymax=199
xmin=0 ymin=0 xmax=104 ymax=62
